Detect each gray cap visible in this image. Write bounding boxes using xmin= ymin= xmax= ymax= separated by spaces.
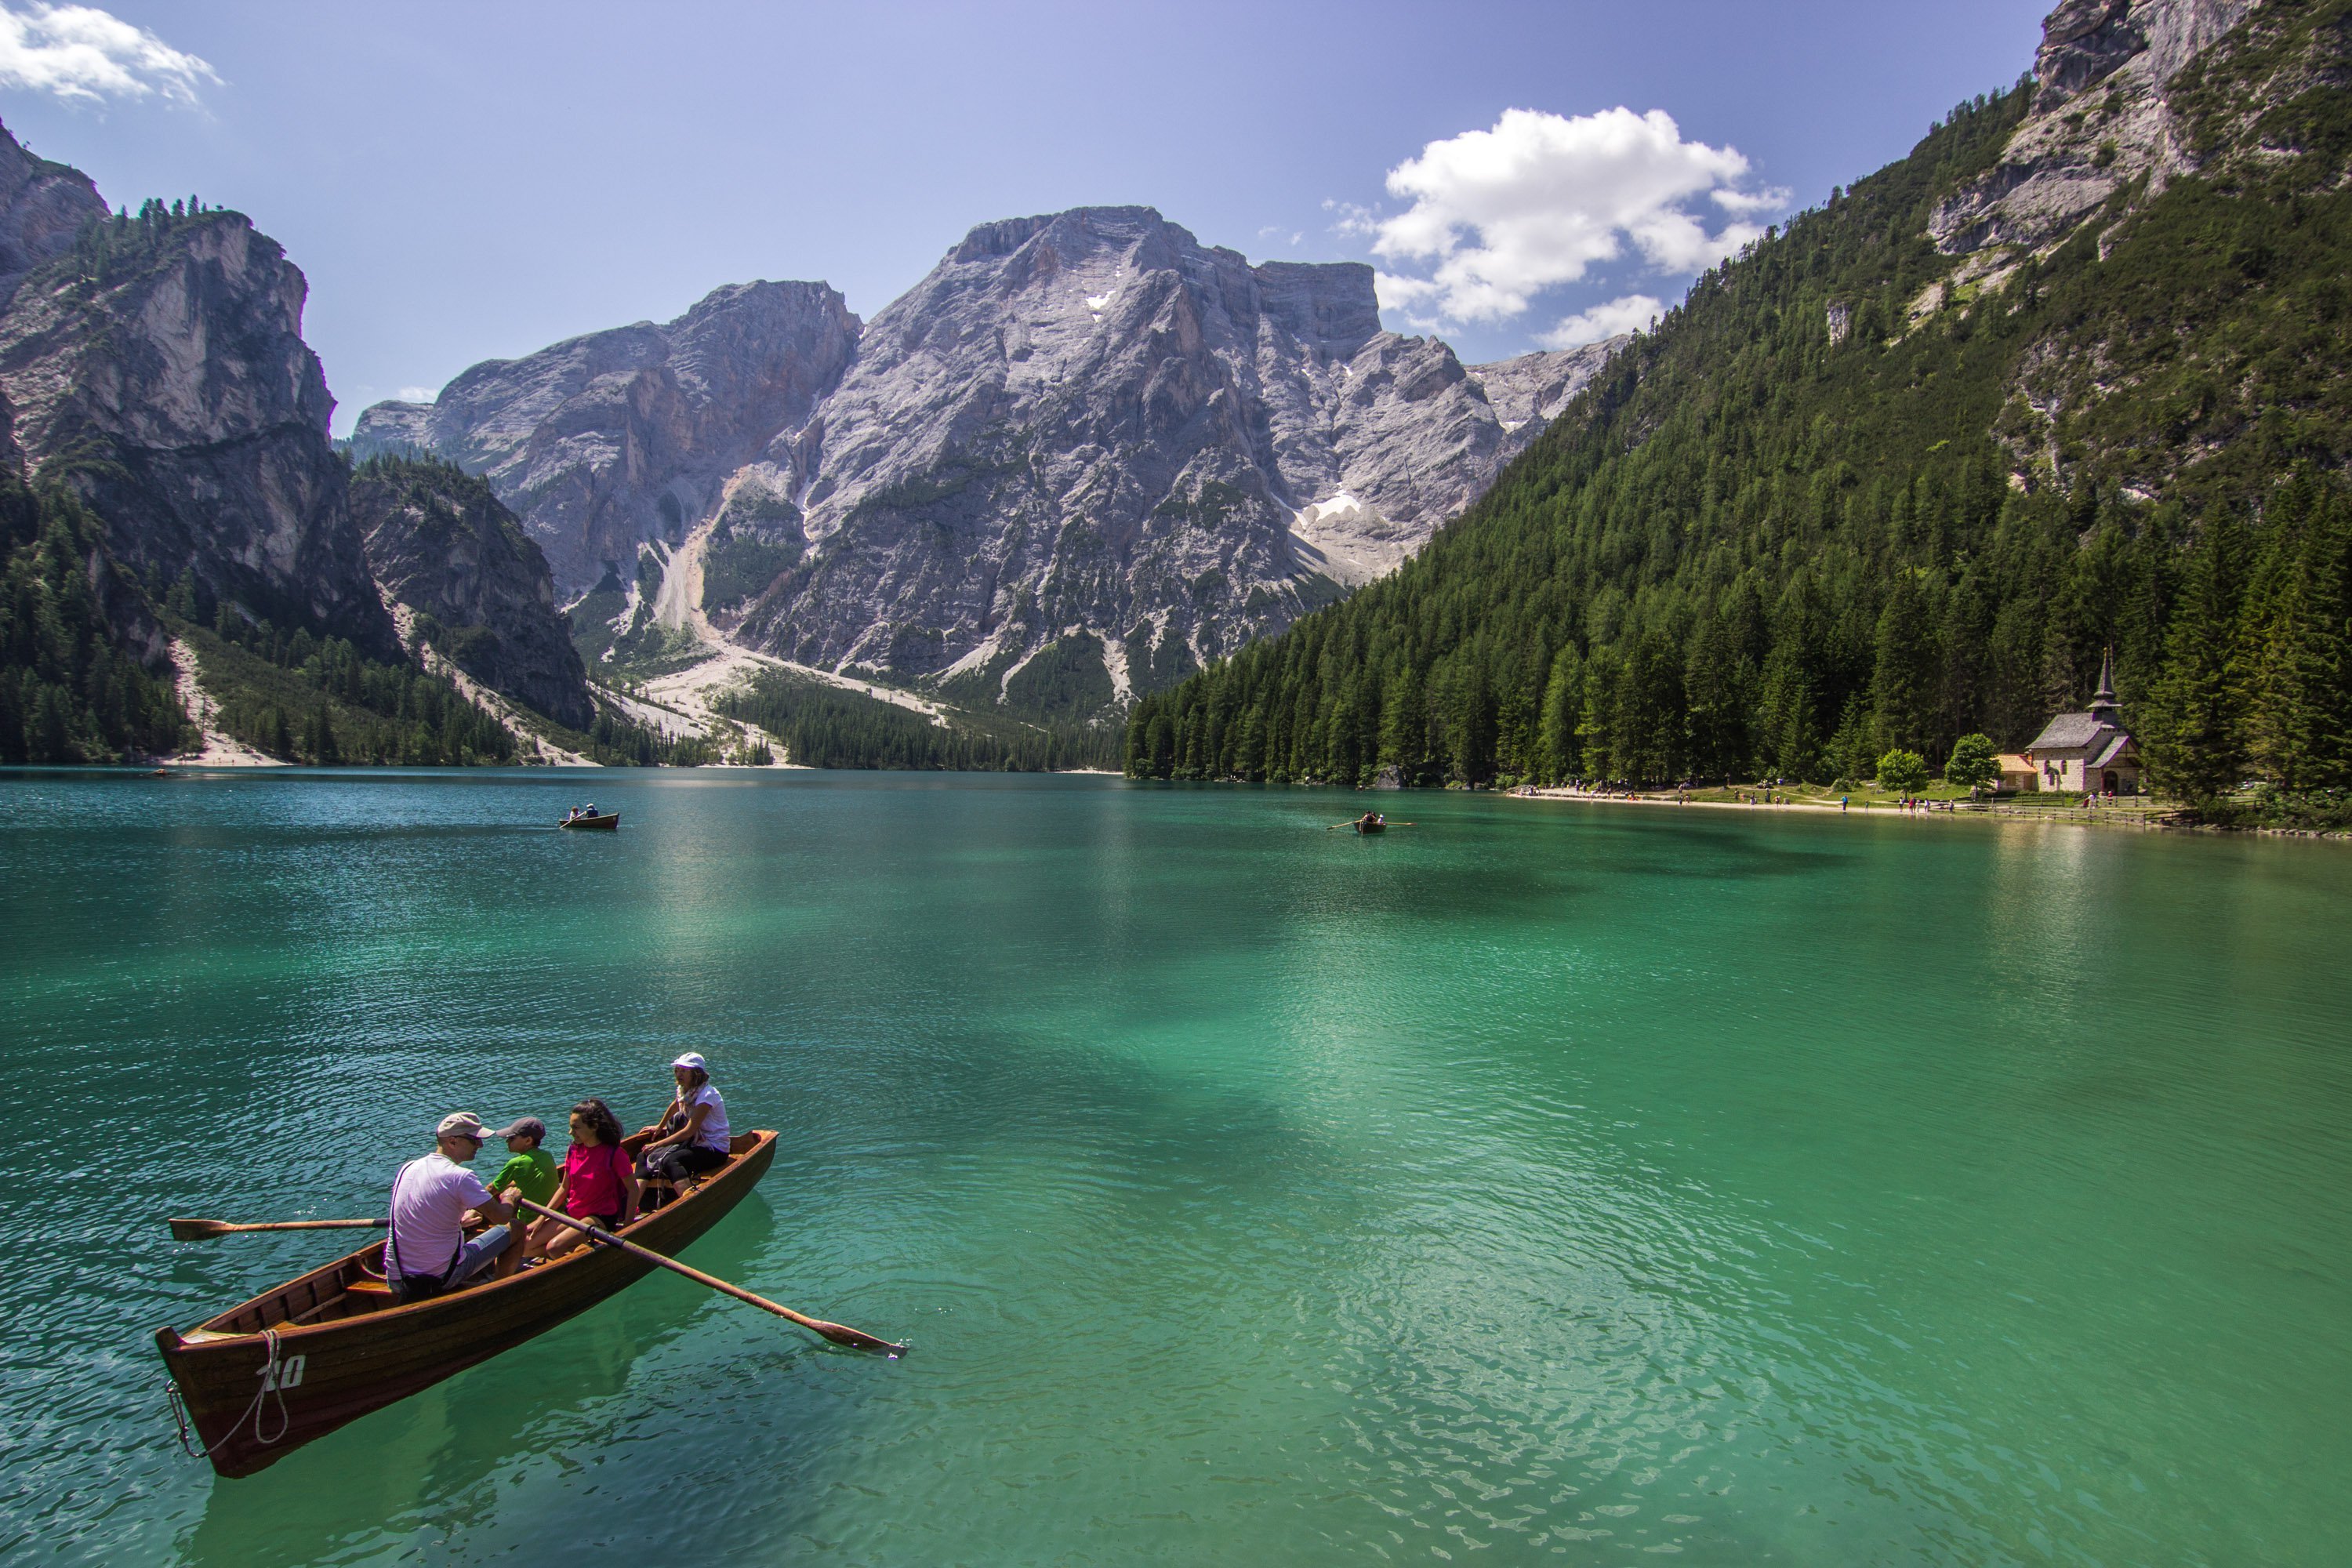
xmin=489 ymin=1116 xmax=547 ymax=1142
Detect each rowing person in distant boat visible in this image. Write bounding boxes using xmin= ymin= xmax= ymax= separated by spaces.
xmin=384 ymin=1112 xmax=521 ymax=1304
xmin=1356 ymin=811 xmax=1385 ymax=831
xmin=564 ymin=802 xmax=601 ymax=823
xmin=636 ymin=1051 xmax=730 ymax=1210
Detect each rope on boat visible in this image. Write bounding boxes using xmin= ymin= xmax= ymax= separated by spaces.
xmin=167 ymin=1327 xmax=291 ymax=1461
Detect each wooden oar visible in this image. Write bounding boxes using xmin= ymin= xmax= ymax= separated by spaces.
xmin=513 ymin=1196 xmax=902 ymax=1354
xmin=169 ymin=1216 xmax=385 ymax=1241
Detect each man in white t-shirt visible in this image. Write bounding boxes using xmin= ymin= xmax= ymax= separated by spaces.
xmin=386 ymin=1112 xmax=520 ymax=1305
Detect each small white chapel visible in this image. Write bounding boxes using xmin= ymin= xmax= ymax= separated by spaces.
xmin=2020 ymin=649 xmax=2143 ymax=795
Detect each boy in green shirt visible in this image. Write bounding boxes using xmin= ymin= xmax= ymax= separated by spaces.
xmin=486 ymin=1117 xmax=557 ymax=1275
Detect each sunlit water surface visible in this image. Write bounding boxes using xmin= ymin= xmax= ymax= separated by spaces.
xmin=2 ymin=769 xmax=2348 ymax=1565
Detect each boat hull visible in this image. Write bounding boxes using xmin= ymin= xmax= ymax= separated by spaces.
xmin=157 ymin=1130 xmax=775 ymax=1479
xmin=560 ymin=813 xmax=619 ymax=830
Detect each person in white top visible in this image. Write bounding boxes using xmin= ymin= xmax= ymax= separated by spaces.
xmin=385 ymin=1111 xmax=520 ymax=1304
xmin=635 ymin=1052 xmax=731 ymax=1209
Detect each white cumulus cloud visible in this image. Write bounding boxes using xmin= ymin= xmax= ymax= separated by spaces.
xmin=1370 ymin=107 xmax=1782 ymax=325
xmin=1541 ymin=292 xmax=1663 ymax=349
xmin=0 ymin=3 xmax=216 ymax=105
xmin=394 ymin=386 xmax=439 ymax=405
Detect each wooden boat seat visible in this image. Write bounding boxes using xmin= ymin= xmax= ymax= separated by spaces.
xmin=346 ymin=1278 xmax=393 ymax=1298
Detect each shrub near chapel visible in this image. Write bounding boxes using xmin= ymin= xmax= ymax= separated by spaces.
xmin=1876 ymin=750 xmax=1930 ymax=797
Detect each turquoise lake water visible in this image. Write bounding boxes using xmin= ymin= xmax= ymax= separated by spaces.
xmin=2 ymin=769 xmax=2347 ymax=1565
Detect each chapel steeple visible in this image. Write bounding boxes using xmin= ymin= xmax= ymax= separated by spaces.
xmin=2089 ymin=647 xmax=2120 ymax=723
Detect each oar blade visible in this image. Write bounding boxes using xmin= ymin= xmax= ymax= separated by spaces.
xmin=167 ymin=1217 xmax=227 ymax=1241
xmin=812 ymin=1319 xmax=907 ymax=1354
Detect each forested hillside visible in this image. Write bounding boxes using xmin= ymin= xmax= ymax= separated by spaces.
xmin=0 ymin=471 xmax=190 ymax=763
xmin=1127 ymin=1 xmax=2352 ymax=808
xmin=714 ymin=669 xmax=1120 ymax=771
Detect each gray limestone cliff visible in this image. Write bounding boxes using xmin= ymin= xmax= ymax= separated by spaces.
xmin=363 ymin=206 xmax=1617 ymax=705
xmin=350 ymin=281 xmax=860 ymax=593
xmin=0 ymin=127 xmax=396 ymax=657
xmin=1930 ymin=0 xmax=2263 ymax=256
xmin=349 ymin=456 xmax=594 ymax=728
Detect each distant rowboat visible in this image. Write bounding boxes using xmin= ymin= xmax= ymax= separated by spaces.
xmin=156 ymin=1130 xmax=775 ymax=1478
xmin=560 ymin=811 xmax=619 ymax=830
xmin=1354 ymin=815 xmax=1386 ymax=833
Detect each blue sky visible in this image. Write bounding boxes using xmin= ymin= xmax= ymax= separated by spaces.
xmin=0 ymin=2 xmax=2053 ymax=432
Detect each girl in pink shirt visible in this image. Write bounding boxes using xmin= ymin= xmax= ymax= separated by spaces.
xmin=526 ymin=1097 xmax=640 ymax=1262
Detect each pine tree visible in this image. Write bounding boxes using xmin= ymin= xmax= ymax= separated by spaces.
xmin=1684 ymin=614 xmax=1749 ymax=780
xmin=1577 ymin=647 xmax=1624 ymax=782
xmin=1871 ymin=573 xmax=1940 ymax=757
xmin=1537 ymin=645 xmax=1582 ymax=783
xmin=2143 ymin=513 xmax=2250 ymax=800
xmin=2248 ymin=488 xmax=2352 ymax=789
xmin=1828 ymin=695 xmax=1875 ymax=785
xmin=1381 ymin=663 xmax=1430 ymax=781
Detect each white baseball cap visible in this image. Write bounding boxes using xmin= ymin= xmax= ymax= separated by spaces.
xmin=671 ymin=1052 xmax=708 ymax=1072
xmin=435 ymin=1112 xmax=492 ymax=1141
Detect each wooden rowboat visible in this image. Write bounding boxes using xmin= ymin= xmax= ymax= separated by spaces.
xmin=156 ymin=1129 xmax=775 ymax=1479
xmin=1353 ymin=816 xmax=1386 ymax=833
xmin=560 ymin=811 xmax=619 ymax=830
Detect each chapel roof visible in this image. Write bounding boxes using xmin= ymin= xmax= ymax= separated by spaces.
xmin=2090 ymin=732 xmax=2136 ymax=768
xmin=2025 ymin=712 xmax=2110 ymax=752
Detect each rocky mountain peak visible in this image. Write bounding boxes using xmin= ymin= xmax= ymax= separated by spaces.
xmin=358 ymin=205 xmax=1624 ymax=711
xmin=738 ymin=205 xmax=1565 ymax=693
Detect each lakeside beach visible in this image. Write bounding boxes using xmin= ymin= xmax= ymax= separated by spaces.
xmin=1506 ymin=782 xmax=2352 ymax=837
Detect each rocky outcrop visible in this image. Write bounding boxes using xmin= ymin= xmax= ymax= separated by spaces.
xmin=0 ymin=127 xmax=103 ymax=308
xmin=0 ymin=128 xmax=396 ymax=657
xmin=350 ymin=281 xmax=859 ymax=593
xmin=1471 ymin=339 xmax=1630 ymax=458
xmin=1930 ymin=0 xmax=2262 ymax=256
xmin=350 ymin=456 xmax=593 ymax=728
xmin=346 ymin=397 xmax=432 ymax=456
